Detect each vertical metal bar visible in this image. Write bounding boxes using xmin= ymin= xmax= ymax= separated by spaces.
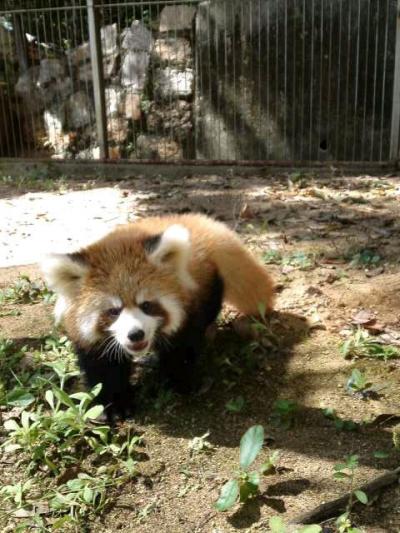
xmin=378 ymin=0 xmax=389 ymax=161
xmin=343 ymin=1 xmax=352 ymax=160
xmin=334 ymin=0 xmax=343 ymax=159
xmin=309 ymin=0 xmax=314 ymax=159
xmin=361 ymin=0 xmax=371 ymax=160
xmin=283 ymin=0 xmax=287 ymax=158
xmin=317 ymin=0 xmax=324 ymax=159
xmin=326 ymin=0 xmax=333 ymax=158
xmin=370 ymin=0 xmax=380 ymax=161
xmin=300 ymin=0 xmax=305 ymax=158
xmin=352 ymin=0 xmax=361 ymax=161
xmin=292 ymin=0 xmax=297 ymax=158
xmin=258 ymin=0 xmax=262 ymax=159
xmin=266 ymin=0 xmax=270 ymax=156
xmin=390 ymin=0 xmax=400 ymax=160
xmin=87 ymin=0 xmax=108 ymax=159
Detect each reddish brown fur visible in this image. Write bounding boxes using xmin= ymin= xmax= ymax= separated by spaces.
xmin=62 ymin=214 xmax=274 ymax=347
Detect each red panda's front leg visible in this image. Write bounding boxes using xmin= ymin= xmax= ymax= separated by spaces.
xmin=75 ymin=344 xmax=135 ymax=424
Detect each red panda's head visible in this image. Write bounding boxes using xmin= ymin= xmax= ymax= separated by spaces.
xmin=41 ymin=224 xmax=197 ymax=358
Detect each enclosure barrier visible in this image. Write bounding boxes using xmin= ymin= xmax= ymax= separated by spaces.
xmin=0 ymin=0 xmax=400 ymax=164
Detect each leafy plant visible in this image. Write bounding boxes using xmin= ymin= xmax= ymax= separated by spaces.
xmin=348 ymin=249 xmax=381 ymax=269
xmin=269 ymin=516 xmax=322 ymax=533
xmin=345 ymin=369 xmax=375 ymax=397
xmin=340 ymin=328 xmax=399 ymax=360
xmin=333 ymin=455 xmax=368 ymax=532
xmin=270 ymin=399 xmax=298 ymax=429
xmin=215 ymin=425 xmax=278 ymax=512
xmin=225 ymin=395 xmax=245 ymax=413
xmin=0 ymin=275 xmax=55 ymax=304
xmin=188 ymin=432 xmax=214 ymax=455
xmin=322 ymin=408 xmax=359 ymax=432
xmin=263 ymin=250 xmax=317 ymax=270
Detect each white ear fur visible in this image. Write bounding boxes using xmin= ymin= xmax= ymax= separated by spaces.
xmin=41 ymin=253 xmax=88 ymax=299
xmin=147 ymin=225 xmax=197 ymax=290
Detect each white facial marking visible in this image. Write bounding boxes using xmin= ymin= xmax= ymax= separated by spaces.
xmin=54 ymin=295 xmax=68 ymax=324
xmin=158 ymin=295 xmax=185 ymax=334
xmin=79 ymin=311 xmax=101 ymax=343
xmin=108 ymin=307 xmax=159 ymax=355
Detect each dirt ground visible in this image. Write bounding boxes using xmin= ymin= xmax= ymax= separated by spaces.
xmin=1 ymin=171 xmax=400 ymax=532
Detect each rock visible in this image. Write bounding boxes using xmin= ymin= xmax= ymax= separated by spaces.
xmin=15 ymin=66 xmax=41 ymax=106
xmin=124 ymin=93 xmax=141 ymax=120
xmin=121 ymin=20 xmax=153 ymax=52
xmin=101 ymin=23 xmax=118 ymax=56
xmin=66 ymin=91 xmax=93 ymax=129
xmin=154 ymin=67 xmax=193 ymax=98
xmin=105 ymin=87 xmax=125 ymax=117
xmin=153 ymin=38 xmax=192 ymax=67
xmin=67 ymin=25 xmax=118 ymax=82
xmin=37 ymin=59 xmax=72 ymax=105
xmin=136 ymin=134 xmax=182 ymax=160
xmin=159 ymin=5 xmax=196 ymax=32
xmin=75 ymin=146 xmax=100 ymax=159
xmin=43 ymin=105 xmax=69 ymax=153
xmin=107 ymin=118 xmax=128 ymax=143
xmin=120 ymin=51 xmax=150 ymax=90
xmin=147 ymin=100 xmax=191 ymax=138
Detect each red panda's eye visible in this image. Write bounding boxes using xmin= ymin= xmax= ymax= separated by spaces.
xmin=106 ymin=307 xmax=122 ymax=317
xmin=139 ymin=301 xmax=157 ymax=315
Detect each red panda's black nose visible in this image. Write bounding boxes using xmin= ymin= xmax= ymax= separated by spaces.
xmin=128 ymin=329 xmax=145 ymax=342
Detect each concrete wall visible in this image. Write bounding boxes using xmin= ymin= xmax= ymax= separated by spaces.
xmin=195 ymin=0 xmax=397 ymax=161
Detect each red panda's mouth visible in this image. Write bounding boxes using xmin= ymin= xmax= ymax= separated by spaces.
xmin=128 ymin=340 xmax=149 ymax=352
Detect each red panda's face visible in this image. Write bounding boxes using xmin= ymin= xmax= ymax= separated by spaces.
xmin=42 ymin=224 xmax=197 ymax=358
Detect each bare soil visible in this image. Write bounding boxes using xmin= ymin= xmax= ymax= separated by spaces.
xmin=1 ymin=172 xmax=400 ymax=532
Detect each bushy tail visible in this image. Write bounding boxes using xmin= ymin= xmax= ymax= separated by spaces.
xmin=212 ymin=234 xmax=275 ymax=317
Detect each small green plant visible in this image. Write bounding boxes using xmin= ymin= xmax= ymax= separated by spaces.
xmin=340 ymin=328 xmax=399 ymax=360
xmin=188 ymin=432 xmax=214 ymax=455
xmin=322 ymin=408 xmax=359 ymax=432
xmin=269 ymin=516 xmax=322 ymax=533
xmin=345 ymin=369 xmax=374 ymax=397
xmin=215 ymin=425 xmax=278 ymax=511
xmin=333 ymin=455 xmax=368 ymax=532
xmin=263 ymin=250 xmax=317 ymax=270
xmin=225 ymin=395 xmax=245 ymax=413
xmin=348 ymin=249 xmax=381 ymax=268
xmin=0 ymin=275 xmax=55 ymax=304
xmin=270 ymin=399 xmax=298 ymax=429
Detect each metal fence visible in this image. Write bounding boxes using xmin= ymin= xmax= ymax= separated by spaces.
xmin=0 ymin=0 xmax=399 ymax=163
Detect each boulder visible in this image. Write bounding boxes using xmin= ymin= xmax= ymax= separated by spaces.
xmin=136 ymin=134 xmax=182 ymax=160
xmin=66 ymin=91 xmax=93 ymax=129
xmin=153 ymin=38 xmax=192 ymax=67
xmin=37 ymin=59 xmax=72 ymax=106
xmin=105 ymin=86 xmax=125 ymax=117
xmin=121 ymin=51 xmax=149 ymax=90
xmin=101 ymin=23 xmax=118 ymax=56
xmin=159 ymin=5 xmax=196 ymax=32
xmin=124 ymin=92 xmax=142 ymax=121
xmin=107 ymin=117 xmax=129 ymax=143
xmin=147 ymin=100 xmax=192 ymax=139
xmin=15 ymin=66 xmax=42 ymax=107
xmin=154 ymin=67 xmax=193 ymax=98
xmin=121 ymin=20 xmax=153 ymax=52
xmin=75 ymin=146 xmax=101 ymax=159
xmin=43 ymin=105 xmax=70 ymax=154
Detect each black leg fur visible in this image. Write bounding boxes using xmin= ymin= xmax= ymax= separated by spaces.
xmin=157 ymin=273 xmax=224 ymax=393
xmin=75 ymin=345 xmax=134 ymax=424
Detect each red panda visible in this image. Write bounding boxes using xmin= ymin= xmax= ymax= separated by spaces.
xmin=41 ymin=213 xmax=274 ymax=422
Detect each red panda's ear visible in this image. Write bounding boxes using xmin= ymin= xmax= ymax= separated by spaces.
xmin=145 ymin=225 xmax=196 ymax=289
xmin=41 ymin=252 xmax=88 ymax=299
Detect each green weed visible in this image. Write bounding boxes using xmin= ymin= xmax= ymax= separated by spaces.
xmin=340 ymin=328 xmax=399 ymax=361
xmin=214 ymin=425 xmax=279 ymax=512
xmin=322 ymin=408 xmax=359 ymax=432
xmin=270 ymin=399 xmax=298 ymax=429
xmin=0 ymin=275 xmax=55 ymax=304
xmin=263 ymin=250 xmax=317 ymax=270
xmin=333 ymin=455 xmax=368 ymax=533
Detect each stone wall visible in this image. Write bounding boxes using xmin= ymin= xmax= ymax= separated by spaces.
xmin=13 ymin=5 xmax=196 ymax=160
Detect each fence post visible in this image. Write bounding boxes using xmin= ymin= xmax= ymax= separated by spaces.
xmin=390 ymin=0 xmax=400 ymax=161
xmin=87 ymin=0 xmax=108 ymax=160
